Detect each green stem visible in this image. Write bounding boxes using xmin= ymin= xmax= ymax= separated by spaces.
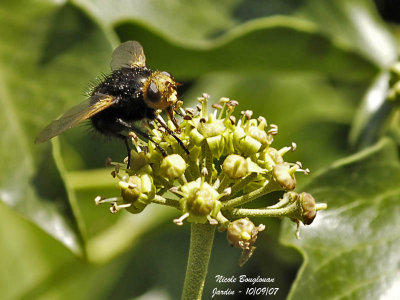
xmin=189 ymin=155 xmax=201 ymax=180
xmin=185 ymin=167 xmax=194 ymax=182
xmin=151 ymin=195 xmax=180 ymax=209
xmin=222 ymin=180 xmax=282 ymax=209
xmin=266 ymin=193 xmax=293 ymax=209
xmin=219 ymin=173 xmax=257 ymax=201
xmin=215 ymin=212 xmax=230 ymax=228
xmin=213 ymin=171 xmax=225 ymax=190
xmin=202 ymin=141 xmax=213 ymax=184
xmin=217 ymin=174 xmax=231 ymax=193
xmin=227 ymin=202 xmax=299 ymax=219
xmin=154 ymin=175 xmax=173 ymax=189
xmin=182 ymin=223 xmax=215 ymax=300
xmin=227 ymin=200 xmax=327 ymax=222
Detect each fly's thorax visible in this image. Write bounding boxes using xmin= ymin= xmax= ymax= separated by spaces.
xmin=142 ymin=71 xmax=178 ymax=110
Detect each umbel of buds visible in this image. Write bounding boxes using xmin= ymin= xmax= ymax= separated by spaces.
xmin=95 ymin=93 xmax=327 ymax=265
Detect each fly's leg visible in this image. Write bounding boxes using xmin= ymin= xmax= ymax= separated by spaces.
xmin=156 ymin=115 xmax=189 ymax=155
xmin=116 ymin=118 xmax=167 ymax=169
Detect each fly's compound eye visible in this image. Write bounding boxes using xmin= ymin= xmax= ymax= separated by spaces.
xmin=147 ymin=81 xmax=161 ymax=103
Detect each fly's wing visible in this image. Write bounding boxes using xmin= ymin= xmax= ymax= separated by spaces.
xmin=35 ymin=94 xmax=116 ymax=143
xmin=110 ymin=41 xmax=146 ymax=71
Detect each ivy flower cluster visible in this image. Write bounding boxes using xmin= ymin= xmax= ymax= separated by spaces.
xmin=95 ymin=93 xmax=327 ymax=263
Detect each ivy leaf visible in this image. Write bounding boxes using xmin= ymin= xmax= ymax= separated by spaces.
xmin=298 ymin=0 xmax=397 ymax=68
xmin=0 ymin=0 xmax=391 ymax=260
xmin=281 ymin=138 xmax=400 ymax=299
xmin=349 ymin=72 xmax=396 ymax=150
xmin=72 ymin=0 xmax=240 ymax=42
xmin=0 ymin=0 xmax=116 ymax=255
xmin=74 ymin=0 xmax=397 ymax=70
xmin=114 ymin=18 xmax=378 ymax=81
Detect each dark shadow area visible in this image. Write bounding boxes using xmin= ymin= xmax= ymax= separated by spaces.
xmin=31 ymin=146 xmax=82 ymax=243
xmin=374 ymin=0 xmax=400 ymax=23
xmin=32 ymin=146 xmax=70 ymax=209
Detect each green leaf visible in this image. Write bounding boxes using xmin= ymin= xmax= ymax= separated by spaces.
xmin=349 ymin=72 xmax=396 ymax=150
xmin=297 ymin=0 xmax=398 ymax=68
xmin=72 ymin=0 xmax=239 ymax=42
xmin=0 ymin=204 xmax=129 ymax=300
xmin=0 ymin=0 xmax=116 ymax=255
xmin=114 ymin=17 xmax=378 ymax=81
xmin=281 ymin=138 xmax=400 ymax=299
xmin=73 ymin=0 xmax=397 ymax=70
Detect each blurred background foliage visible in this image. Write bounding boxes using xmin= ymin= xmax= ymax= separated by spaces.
xmin=1 ymin=0 xmax=400 ymax=299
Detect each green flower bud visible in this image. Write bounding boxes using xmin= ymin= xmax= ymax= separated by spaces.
xmin=120 ymin=176 xmax=141 ymax=202
xmin=299 ymin=192 xmax=316 ymax=225
xmin=222 ymin=154 xmax=249 ymax=179
xmin=160 ymin=154 xmax=187 ymax=180
xmin=120 ymin=174 xmax=156 ymax=214
xmin=273 ymin=163 xmax=296 ymax=190
xmin=222 ymin=131 xmax=235 ymax=155
xmin=247 ymin=123 xmax=268 ymax=146
xmin=197 ymin=117 xmax=225 ymax=138
xmin=180 ymin=179 xmax=222 ymax=224
xmin=246 ymin=158 xmax=266 ymax=174
xmin=146 ymin=143 xmax=164 ymax=166
xmin=187 ymin=145 xmax=202 ymax=162
xmin=256 ymin=149 xmax=274 ymax=171
xmin=227 ymin=218 xmax=265 ymax=250
xmin=206 ymin=136 xmax=225 ymax=159
xmin=168 ymin=135 xmax=189 ymax=156
xmin=233 ymin=127 xmax=262 ymax=156
xmin=128 ymin=150 xmax=147 ymax=173
xmin=267 ymin=147 xmax=284 ymax=164
xmin=187 ymin=188 xmax=214 ymax=216
xmin=189 ymin=128 xmax=204 ymax=145
xmin=256 ymin=147 xmax=287 ymax=173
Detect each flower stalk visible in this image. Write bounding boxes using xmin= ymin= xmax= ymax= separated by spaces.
xmin=182 ymin=223 xmax=215 ymax=300
xmin=222 ymin=179 xmax=283 ymax=209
